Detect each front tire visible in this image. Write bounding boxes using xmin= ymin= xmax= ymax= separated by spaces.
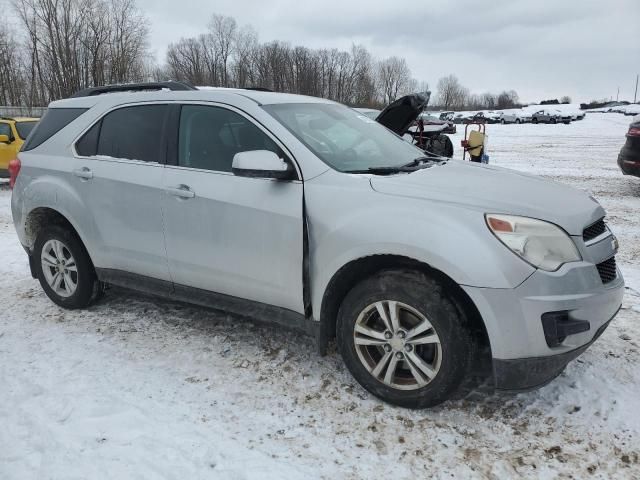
xmin=34 ymin=225 xmax=100 ymax=309
xmin=426 ymin=134 xmax=454 ymax=158
xmin=337 ymin=270 xmax=475 ymax=408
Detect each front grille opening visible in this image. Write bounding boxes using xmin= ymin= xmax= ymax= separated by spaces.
xmin=583 ymin=218 xmax=607 ymax=242
xmin=596 ymin=257 xmax=617 ymax=284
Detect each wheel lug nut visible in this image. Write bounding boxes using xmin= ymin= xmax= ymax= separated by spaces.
xmin=398 ymin=331 xmax=406 ymax=339
xmin=405 ymin=344 xmax=413 ymax=352
xmin=384 ymin=331 xmax=392 ymax=339
xmin=395 ymin=352 xmax=403 ymax=359
xmin=384 ymin=344 xmax=392 ymax=352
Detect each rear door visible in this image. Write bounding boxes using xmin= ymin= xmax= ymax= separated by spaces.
xmin=72 ymin=103 xmax=171 ymax=284
xmin=161 ymin=103 xmax=305 ymax=313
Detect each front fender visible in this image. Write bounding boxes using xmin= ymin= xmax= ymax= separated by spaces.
xmin=305 ymin=173 xmax=535 ymax=321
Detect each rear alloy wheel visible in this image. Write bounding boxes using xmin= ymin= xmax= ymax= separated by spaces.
xmin=41 ymin=239 xmax=78 ymax=298
xmin=337 ymin=270 xmax=474 ymax=408
xmin=34 ymin=225 xmax=101 ymax=309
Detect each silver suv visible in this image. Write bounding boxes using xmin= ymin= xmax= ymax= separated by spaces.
xmin=11 ymin=82 xmax=624 ymax=408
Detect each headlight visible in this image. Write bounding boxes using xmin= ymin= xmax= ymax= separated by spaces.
xmin=485 ymin=214 xmax=581 ymax=271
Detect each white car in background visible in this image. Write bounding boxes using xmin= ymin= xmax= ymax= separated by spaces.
xmin=496 ymin=111 xmax=517 ymax=124
xmin=514 ymin=111 xmax=532 ymax=123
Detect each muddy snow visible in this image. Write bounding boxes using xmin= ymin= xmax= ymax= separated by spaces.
xmin=1 ymin=113 xmax=639 ymax=479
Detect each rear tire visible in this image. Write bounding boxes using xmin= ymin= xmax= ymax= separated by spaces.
xmin=336 ymin=269 xmax=475 ymax=408
xmin=34 ymin=225 xmax=100 ymax=309
xmin=532 ymin=117 xmax=538 ymax=124
xmin=515 ymin=119 xmax=521 ymax=124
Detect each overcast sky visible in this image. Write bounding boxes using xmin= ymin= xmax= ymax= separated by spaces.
xmin=136 ymin=0 xmax=639 ymax=103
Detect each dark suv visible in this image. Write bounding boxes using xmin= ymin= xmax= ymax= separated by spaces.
xmin=618 ymin=115 xmax=640 ymax=177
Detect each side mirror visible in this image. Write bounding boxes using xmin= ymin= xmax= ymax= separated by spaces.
xmin=0 ymin=134 xmax=10 ymax=144
xmin=232 ymin=150 xmax=295 ymax=180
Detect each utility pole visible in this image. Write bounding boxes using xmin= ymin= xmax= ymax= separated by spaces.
xmin=635 ymin=74 xmax=638 ymax=103
xmin=616 ymin=86 xmax=619 ymax=102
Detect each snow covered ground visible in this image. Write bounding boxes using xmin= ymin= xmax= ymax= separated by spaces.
xmin=1 ymin=114 xmax=639 ymax=479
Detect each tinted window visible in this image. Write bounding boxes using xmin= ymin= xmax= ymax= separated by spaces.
xmin=0 ymin=123 xmax=10 ymax=138
xmin=15 ymin=121 xmax=38 ymax=139
xmin=21 ymin=108 xmax=87 ymax=151
xmin=75 ymin=121 xmax=101 ymax=157
xmin=178 ymin=105 xmax=283 ymax=172
xmin=96 ymin=105 xmax=167 ymax=162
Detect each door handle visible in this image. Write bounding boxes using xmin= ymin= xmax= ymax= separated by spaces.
xmin=72 ymin=167 xmax=93 ymax=180
xmin=165 ymin=185 xmax=195 ymax=199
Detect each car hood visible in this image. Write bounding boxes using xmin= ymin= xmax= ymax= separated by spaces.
xmin=369 ymin=160 xmax=604 ymax=235
xmin=375 ymin=93 xmax=429 ymax=135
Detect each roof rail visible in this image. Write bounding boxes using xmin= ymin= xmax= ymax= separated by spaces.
xmin=243 ymin=87 xmax=273 ymax=92
xmin=69 ymin=81 xmax=197 ymax=98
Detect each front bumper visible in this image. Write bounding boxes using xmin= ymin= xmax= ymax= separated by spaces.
xmin=463 ymin=258 xmax=625 ymax=390
xmin=493 ymin=313 xmax=616 ymax=390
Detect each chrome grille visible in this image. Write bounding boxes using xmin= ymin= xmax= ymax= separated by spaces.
xmin=596 ymin=257 xmax=617 ymax=284
xmin=583 ymin=218 xmax=607 ymax=242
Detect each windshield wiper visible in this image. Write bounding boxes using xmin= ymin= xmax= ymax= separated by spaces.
xmin=344 ymin=166 xmax=415 ymax=175
xmin=344 ymin=156 xmax=447 ymax=175
xmin=401 ymin=156 xmax=448 ymax=168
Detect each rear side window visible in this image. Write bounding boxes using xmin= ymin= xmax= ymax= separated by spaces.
xmin=77 ymin=105 xmax=167 ymax=162
xmin=21 ymin=108 xmax=87 ymax=151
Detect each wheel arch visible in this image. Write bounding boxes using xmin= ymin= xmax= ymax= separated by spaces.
xmin=317 ymin=254 xmax=492 ymax=365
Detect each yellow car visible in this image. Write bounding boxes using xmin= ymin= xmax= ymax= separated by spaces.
xmin=0 ymin=117 xmax=39 ymax=177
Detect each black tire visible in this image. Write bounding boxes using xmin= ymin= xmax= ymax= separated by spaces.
xmin=532 ymin=117 xmax=538 ymax=124
xmin=515 ymin=118 xmax=521 ymax=124
xmin=426 ymin=134 xmax=454 ymax=158
xmin=336 ymin=269 xmax=475 ymax=408
xmin=551 ymin=117 xmax=557 ymax=124
xmin=34 ymin=225 xmax=101 ymax=309
xmin=500 ymin=119 xmax=505 ymax=124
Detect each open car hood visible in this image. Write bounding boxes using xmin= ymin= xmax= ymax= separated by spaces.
xmin=375 ymin=93 xmax=429 ymax=135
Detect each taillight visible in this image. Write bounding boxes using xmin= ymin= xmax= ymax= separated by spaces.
xmin=8 ymin=158 xmax=21 ymax=189
xmin=628 ymin=126 xmax=640 ymax=137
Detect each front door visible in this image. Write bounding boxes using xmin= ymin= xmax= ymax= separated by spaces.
xmin=161 ymin=104 xmax=305 ymax=314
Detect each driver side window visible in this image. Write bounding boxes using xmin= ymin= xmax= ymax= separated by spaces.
xmin=178 ymin=105 xmax=285 ymax=172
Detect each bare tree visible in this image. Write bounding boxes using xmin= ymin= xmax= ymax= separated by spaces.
xmin=376 ymin=56 xmax=414 ymax=104
xmin=436 ymin=74 xmax=467 ymax=110
xmin=10 ymin=0 xmax=151 ymax=105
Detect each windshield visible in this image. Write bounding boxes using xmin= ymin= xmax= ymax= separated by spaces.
xmin=15 ymin=121 xmax=38 ymax=139
xmin=263 ymin=103 xmax=424 ymax=172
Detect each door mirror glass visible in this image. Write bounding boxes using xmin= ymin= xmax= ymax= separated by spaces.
xmin=0 ymin=134 xmax=10 ymax=143
xmin=232 ymin=150 xmax=295 ymax=180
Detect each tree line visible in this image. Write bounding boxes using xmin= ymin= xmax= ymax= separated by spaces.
xmin=1 ymin=1 xmax=521 ymax=111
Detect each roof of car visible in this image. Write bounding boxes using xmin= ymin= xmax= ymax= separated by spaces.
xmin=49 ymin=87 xmax=336 ymax=109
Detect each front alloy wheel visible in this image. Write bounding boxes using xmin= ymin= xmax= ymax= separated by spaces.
xmin=353 ymin=300 xmax=442 ymax=390
xmin=337 ymin=269 xmax=475 ymax=408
